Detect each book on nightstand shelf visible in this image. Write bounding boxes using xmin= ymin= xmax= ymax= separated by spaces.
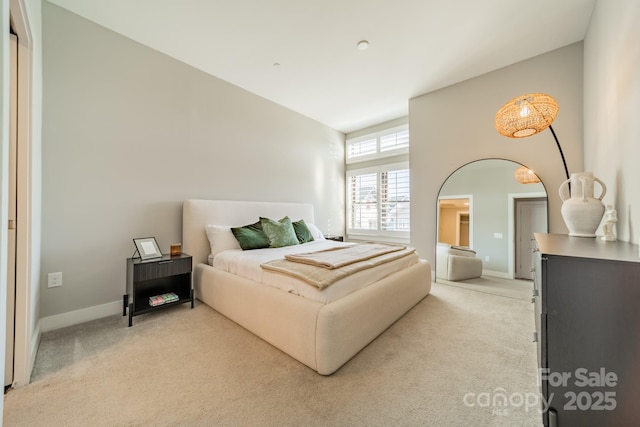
xmin=149 ymin=293 xmax=179 ymax=307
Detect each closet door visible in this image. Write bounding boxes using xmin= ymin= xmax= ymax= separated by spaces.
xmin=5 ymin=33 xmax=18 ymax=388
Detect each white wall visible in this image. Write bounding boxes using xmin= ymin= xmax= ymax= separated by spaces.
xmin=40 ymin=3 xmax=345 ymax=319
xmin=410 ymin=43 xmax=584 ymax=265
xmin=584 ymin=0 xmax=640 ymax=244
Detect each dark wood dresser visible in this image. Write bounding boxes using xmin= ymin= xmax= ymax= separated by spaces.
xmin=533 ymin=233 xmax=640 ymax=427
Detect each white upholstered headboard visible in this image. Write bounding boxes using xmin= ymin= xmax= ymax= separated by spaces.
xmin=182 ymin=199 xmax=315 ymax=265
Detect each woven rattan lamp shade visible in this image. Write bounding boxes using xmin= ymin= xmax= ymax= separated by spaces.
xmin=495 ymin=93 xmax=559 ymax=138
xmin=514 ymin=165 xmax=541 ymax=184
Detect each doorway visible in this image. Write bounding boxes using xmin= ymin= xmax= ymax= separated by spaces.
xmin=438 ymin=196 xmax=472 ymax=247
xmin=514 ymin=197 xmax=548 ymax=280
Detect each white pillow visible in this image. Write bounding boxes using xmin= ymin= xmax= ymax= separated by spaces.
xmin=205 ymin=225 xmax=241 ymax=257
xmin=306 ymin=223 xmax=325 ymax=240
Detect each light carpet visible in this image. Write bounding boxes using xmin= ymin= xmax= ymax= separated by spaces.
xmin=4 ymin=283 xmax=542 ymax=426
xmin=437 ymin=276 xmax=533 ymax=301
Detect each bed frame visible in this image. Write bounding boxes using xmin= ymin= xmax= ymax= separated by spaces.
xmin=182 ymin=199 xmax=431 ymax=375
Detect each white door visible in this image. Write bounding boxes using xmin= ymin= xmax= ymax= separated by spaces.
xmin=5 ymin=33 xmax=18 ymax=387
xmin=515 ymin=198 xmax=547 ymax=280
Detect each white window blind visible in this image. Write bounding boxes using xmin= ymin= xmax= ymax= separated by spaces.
xmin=348 ymin=173 xmax=378 ymax=230
xmin=380 ymin=169 xmax=410 ymax=231
xmin=380 ymin=129 xmax=409 ymax=153
xmin=347 ymin=163 xmax=410 ymax=239
xmin=346 ymin=124 xmax=409 ymax=163
xmin=347 ymin=138 xmax=377 ymax=160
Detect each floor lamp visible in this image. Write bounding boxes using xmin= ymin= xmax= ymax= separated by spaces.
xmin=494 ymin=93 xmax=570 ymax=184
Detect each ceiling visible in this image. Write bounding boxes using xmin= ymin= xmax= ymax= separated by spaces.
xmin=439 ymin=199 xmax=470 ymax=209
xmin=48 ymin=0 xmax=596 ymax=134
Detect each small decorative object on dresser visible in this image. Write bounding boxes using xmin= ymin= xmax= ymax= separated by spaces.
xmin=559 ymin=172 xmax=606 ymax=237
xmin=601 ymin=205 xmax=617 ymax=241
xmin=170 ymin=243 xmax=182 ymax=256
xmin=132 ymin=237 xmax=162 ymax=260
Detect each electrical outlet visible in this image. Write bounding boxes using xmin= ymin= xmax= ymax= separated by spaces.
xmin=484 ymin=256 xmax=490 ymax=262
xmin=48 ymin=272 xmax=62 ymax=288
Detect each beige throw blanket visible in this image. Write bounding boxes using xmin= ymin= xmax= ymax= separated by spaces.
xmin=261 ymin=243 xmax=416 ymax=290
xmin=285 ymin=243 xmax=405 ymax=268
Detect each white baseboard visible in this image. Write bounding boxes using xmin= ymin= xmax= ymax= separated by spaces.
xmin=40 ymin=300 xmax=122 ymax=333
xmin=29 ymin=319 xmax=42 ymax=382
xmin=482 ymin=269 xmax=512 ymax=279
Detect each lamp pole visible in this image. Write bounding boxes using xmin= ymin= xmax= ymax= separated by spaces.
xmin=548 ymin=125 xmax=570 ymax=182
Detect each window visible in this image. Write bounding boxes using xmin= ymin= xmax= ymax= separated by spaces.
xmin=347 ymin=163 xmax=410 ymax=240
xmin=380 ymin=168 xmax=410 ymax=231
xmin=346 ymin=125 xmax=409 ymax=163
xmin=347 ymin=138 xmax=377 ymax=160
xmin=380 ymin=128 xmax=409 ymax=153
xmin=346 ymin=122 xmax=410 ymax=241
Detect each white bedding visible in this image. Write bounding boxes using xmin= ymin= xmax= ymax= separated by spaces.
xmin=212 ymin=240 xmax=420 ymax=304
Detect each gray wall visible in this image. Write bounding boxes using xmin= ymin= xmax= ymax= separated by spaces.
xmin=41 ymin=3 xmax=345 ymax=318
xmin=439 ymin=159 xmax=546 ymax=274
xmin=410 ymin=43 xmax=584 ymax=265
xmin=584 ymin=0 xmax=640 ymax=245
xmin=39 ymin=0 xmax=640 ymax=321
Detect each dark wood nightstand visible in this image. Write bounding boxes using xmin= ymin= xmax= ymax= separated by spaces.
xmin=325 ymin=235 xmax=344 ymax=242
xmin=124 ymin=253 xmax=193 ymax=327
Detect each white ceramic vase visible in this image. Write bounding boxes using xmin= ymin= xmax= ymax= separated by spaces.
xmin=559 ymin=172 xmax=606 ymax=237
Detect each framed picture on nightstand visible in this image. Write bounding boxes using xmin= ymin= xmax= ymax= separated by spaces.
xmin=133 ymin=237 xmax=162 ymax=260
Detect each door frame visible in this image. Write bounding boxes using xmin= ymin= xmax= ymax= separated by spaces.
xmin=8 ymin=0 xmax=36 ymax=388
xmin=5 ymin=31 xmax=17 ymax=388
xmin=507 ymin=192 xmax=547 ymax=279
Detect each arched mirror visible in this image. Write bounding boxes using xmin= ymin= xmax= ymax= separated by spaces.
xmin=436 ymin=159 xmax=548 ymax=296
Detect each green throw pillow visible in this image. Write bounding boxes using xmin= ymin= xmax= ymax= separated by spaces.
xmin=260 ymin=216 xmax=299 ymax=248
xmin=292 ymin=219 xmax=314 ymax=244
xmin=231 ymin=221 xmax=270 ymax=250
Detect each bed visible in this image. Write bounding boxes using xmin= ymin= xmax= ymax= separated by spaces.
xmin=182 ymin=199 xmax=431 ymax=375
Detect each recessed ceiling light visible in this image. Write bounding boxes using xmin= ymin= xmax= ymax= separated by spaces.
xmin=357 ymin=40 xmax=369 ymax=51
